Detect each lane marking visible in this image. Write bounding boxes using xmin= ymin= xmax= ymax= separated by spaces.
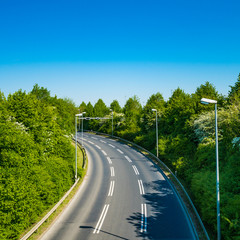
xmin=100 ymin=140 xmax=106 ymax=143
xmin=93 ymin=204 xmax=110 ymax=234
xmin=101 ymin=150 xmax=107 ymax=156
xmin=140 ymin=204 xmax=147 ymax=233
xmin=110 ymin=167 xmax=115 ymax=177
xmin=109 ymin=139 xmax=115 ymax=142
xmin=91 ymin=137 xmax=98 ymax=140
xmin=88 ymin=141 xmax=94 ymax=144
xmin=117 ymin=149 xmax=124 ymax=154
xmin=138 ymin=180 xmax=145 ymax=195
xmin=107 ymin=157 xmax=112 ymax=164
xmin=95 ymin=145 xmax=101 ymax=150
xmin=132 ymin=165 xmax=140 ymax=175
xmin=108 ymin=144 xmax=115 ymax=148
xmin=124 ymin=155 xmax=132 ymax=163
xmin=108 ymin=181 xmax=115 ymax=196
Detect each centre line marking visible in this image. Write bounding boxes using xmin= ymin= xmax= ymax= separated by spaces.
xmin=91 ymin=137 xmax=97 ymax=140
xmin=101 ymin=150 xmax=107 ymax=156
xmin=100 ymin=140 xmax=106 ymax=143
xmin=110 ymin=167 xmax=115 ymax=177
xmin=88 ymin=141 xmax=94 ymax=144
xmin=108 ymin=181 xmax=115 ymax=196
xmin=108 ymin=144 xmax=115 ymax=148
xmin=140 ymin=204 xmax=147 ymax=233
xmin=132 ymin=165 xmax=140 ymax=175
xmin=95 ymin=145 xmax=101 ymax=150
xmin=124 ymin=155 xmax=132 ymax=162
xmin=138 ymin=180 xmax=145 ymax=195
xmin=117 ymin=149 xmax=124 ymax=154
xmin=93 ymin=204 xmax=110 ymax=234
xmin=107 ymin=157 xmax=112 ymax=164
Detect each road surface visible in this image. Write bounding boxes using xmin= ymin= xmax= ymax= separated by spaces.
xmin=40 ymin=133 xmax=197 ymax=240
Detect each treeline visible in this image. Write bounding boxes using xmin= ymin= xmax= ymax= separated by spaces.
xmin=0 ymin=85 xmax=80 ymax=239
xmin=79 ymin=76 xmax=240 ymax=239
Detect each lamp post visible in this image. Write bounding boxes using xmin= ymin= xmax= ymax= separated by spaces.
xmin=110 ymin=109 xmax=113 ymax=136
xmin=152 ymin=109 xmax=158 ymax=158
xmin=75 ymin=113 xmax=83 ymax=181
xmin=81 ymin=112 xmax=86 ymax=146
xmin=200 ymin=98 xmax=220 ymax=240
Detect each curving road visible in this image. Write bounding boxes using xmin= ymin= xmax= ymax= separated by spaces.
xmin=40 ymin=133 xmax=197 ymax=240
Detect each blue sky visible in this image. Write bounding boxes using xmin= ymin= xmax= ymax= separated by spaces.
xmin=0 ymin=0 xmax=240 ymax=106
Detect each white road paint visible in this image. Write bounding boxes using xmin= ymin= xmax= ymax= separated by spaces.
xmin=108 ymin=181 xmax=115 ymax=196
xmin=101 ymin=150 xmax=107 ymax=156
xmin=93 ymin=204 xmax=110 ymax=234
xmin=95 ymin=145 xmax=101 ymax=150
xmin=107 ymin=157 xmax=112 ymax=164
xmin=100 ymin=140 xmax=106 ymax=143
xmin=91 ymin=137 xmax=98 ymax=140
xmin=132 ymin=165 xmax=140 ymax=175
xmin=88 ymin=141 xmax=94 ymax=144
xmin=138 ymin=180 xmax=145 ymax=195
xmin=108 ymin=144 xmax=115 ymax=148
xmin=124 ymin=155 xmax=132 ymax=163
xmin=110 ymin=167 xmax=115 ymax=177
xmin=117 ymin=149 xmax=124 ymax=154
xmin=141 ymin=204 xmax=147 ymax=233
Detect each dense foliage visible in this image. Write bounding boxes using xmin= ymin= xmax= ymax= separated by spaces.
xmin=0 ymin=85 xmax=79 ymax=239
xmin=80 ymin=76 xmax=240 ymax=239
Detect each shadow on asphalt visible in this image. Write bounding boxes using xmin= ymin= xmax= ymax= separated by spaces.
xmin=79 ymin=226 xmax=129 ymax=240
xmin=126 ymin=179 xmax=194 ymax=240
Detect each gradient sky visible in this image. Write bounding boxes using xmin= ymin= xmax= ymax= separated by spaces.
xmin=0 ymin=0 xmax=240 ymax=106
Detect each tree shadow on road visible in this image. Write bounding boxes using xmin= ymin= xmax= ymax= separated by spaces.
xmin=126 ymin=179 xmax=194 ymax=240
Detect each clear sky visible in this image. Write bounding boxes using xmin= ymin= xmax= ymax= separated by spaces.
xmin=0 ymin=0 xmax=240 ymax=107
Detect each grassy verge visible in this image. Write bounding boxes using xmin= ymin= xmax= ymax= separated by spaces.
xmin=20 ymin=141 xmax=88 ymax=240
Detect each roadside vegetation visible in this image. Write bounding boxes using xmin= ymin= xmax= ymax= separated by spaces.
xmin=0 ymin=85 xmax=82 ymax=239
xmin=80 ymin=74 xmax=240 ymax=240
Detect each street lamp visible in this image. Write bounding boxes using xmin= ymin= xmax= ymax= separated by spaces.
xmin=110 ymin=109 xmax=113 ymax=136
xmin=81 ymin=112 xmax=86 ymax=146
xmin=75 ymin=113 xmax=83 ymax=181
xmin=152 ymin=109 xmax=158 ymax=158
xmin=200 ymin=98 xmax=220 ymax=240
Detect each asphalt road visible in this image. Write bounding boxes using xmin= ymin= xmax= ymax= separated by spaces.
xmin=40 ymin=133 xmax=197 ymax=240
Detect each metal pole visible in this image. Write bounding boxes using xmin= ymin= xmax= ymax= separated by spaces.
xmin=215 ymin=103 xmax=220 ymax=240
xmin=112 ymin=111 xmax=113 ymax=136
xmin=75 ymin=115 xmax=77 ymax=181
xmin=156 ymin=111 xmax=158 ymax=158
xmin=82 ymin=116 xmax=84 ymax=146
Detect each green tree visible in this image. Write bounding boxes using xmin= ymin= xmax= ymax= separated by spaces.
xmin=93 ymin=99 xmax=108 ymax=117
xmin=110 ymin=100 xmax=122 ymax=113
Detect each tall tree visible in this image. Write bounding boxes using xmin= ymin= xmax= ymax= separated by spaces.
xmin=142 ymin=93 xmax=165 ymax=132
xmin=110 ymin=100 xmax=122 ymax=113
xmin=79 ymin=101 xmax=87 ymax=113
xmin=93 ymin=99 xmax=108 ymax=117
